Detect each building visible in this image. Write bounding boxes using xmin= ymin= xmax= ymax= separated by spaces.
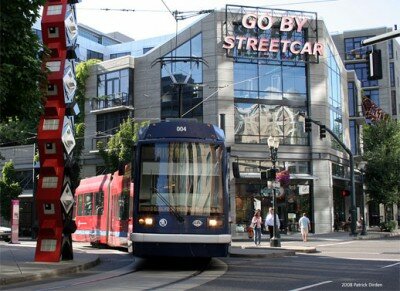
xmin=332 ymin=27 xmax=400 ymax=121
xmin=80 ymin=6 xmax=366 ymax=235
xmin=332 ymin=27 xmax=400 ymax=226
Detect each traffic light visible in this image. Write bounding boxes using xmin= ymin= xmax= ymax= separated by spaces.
xmin=319 ymin=125 xmax=326 ymax=139
xmin=304 ymin=118 xmax=312 ymax=133
xmin=267 ymin=168 xmax=276 ymax=180
xmin=341 ymin=189 xmax=350 ymax=197
xmin=366 ymin=50 xmax=382 ymax=80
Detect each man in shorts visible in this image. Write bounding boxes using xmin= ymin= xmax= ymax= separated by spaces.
xmin=298 ymin=213 xmax=311 ymax=242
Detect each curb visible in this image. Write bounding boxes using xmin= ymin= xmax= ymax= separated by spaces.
xmin=353 ymin=232 xmax=400 ymax=240
xmin=0 ymin=257 xmax=101 ymax=286
xmin=229 ymin=246 xmax=296 ymax=258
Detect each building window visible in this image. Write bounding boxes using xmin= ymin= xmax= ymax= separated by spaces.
xmin=96 ymin=111 xmax=129 ymax=136
xmin=344 ymin=36 xmax=373 ymax=60
xmin=233 ymin=60 xmax=308 ymax=145
xmin=349 ymin=120 xmax=359 ymax=155
xmin=143 ymin=47 xmax=153 ymax=54
xmin=348 ymin=82 xmax=357 ymax=117
xmin=363 ymin=89 xmax=380 ymax=106
xmin=391 ymin=91 xmax=397 ymax=115
xmin=79 ymin=27 xmax=102 ymax=44
xmin=110 ymin=52 xmax=131 ymax=59
xmin=345 ymin=63 xmax=378 ymax=87
xmin=327 ymin=47 xmax=343 ymax=148
xmin=93 ymin=69 xmax=132 ymax=110
xmin=161 ymin=34 xmax=203 ymax=121
xmin=388 ymin=39 xmax=394 ymax=59
xmin=390 ymin=63 xmax=395 ymax=87
xmin=87 ymin=49 xmax=104 ymax=61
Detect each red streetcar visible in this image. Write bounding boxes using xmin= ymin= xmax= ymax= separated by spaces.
xmin=72 ymin=169 xmax=133 ymax=249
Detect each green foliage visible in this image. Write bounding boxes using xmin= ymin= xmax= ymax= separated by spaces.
xmin=363 ymin=119 xmax=400 ymax=205
xmin=0 ymin=117 xmax=38 ymax=146
xmin=0 ymin=161 xmax=22 ymax=221
xmin=97 ymin=118 xmax=149 ymax=173
xmin=75 ymin=59 xmax=101 ymax=124
xmin=0 ymin=0 xmax=47 ymax=123
xmin=379 ymin=220 xmax=397 ymax=232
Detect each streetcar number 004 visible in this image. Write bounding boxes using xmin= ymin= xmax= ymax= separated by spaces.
xmin=177 ymin=126 xmax=187 ymax=132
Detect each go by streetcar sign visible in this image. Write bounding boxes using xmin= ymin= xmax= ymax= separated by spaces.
xmin=224 ymin=5 xmax=323 ymax=63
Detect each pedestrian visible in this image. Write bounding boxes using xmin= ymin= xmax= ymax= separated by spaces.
xmin=251 ymin=209 xmax=262 ymax=246
xmin=299 ymin=213 xmax=311 ymax=242
xmin=265 ymin=207 xmax=280 ymax=239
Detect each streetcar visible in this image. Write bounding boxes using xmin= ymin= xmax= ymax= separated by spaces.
xmin=130 ymin=120 xmax=231 ymax=257
xmin=72 ymin=168 xmax=134 ymax=249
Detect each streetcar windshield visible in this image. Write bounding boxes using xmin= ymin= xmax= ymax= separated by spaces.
xmin=138 ymin=142 xmax=224 ymax=215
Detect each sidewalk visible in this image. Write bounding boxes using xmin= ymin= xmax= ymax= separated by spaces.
xmin=1 ymin=229 xmax=399 ymax=286
xmin=0 ymin=240 xmax=100 ymax=286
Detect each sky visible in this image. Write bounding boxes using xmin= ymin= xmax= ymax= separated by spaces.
xmin=75 ymin=0 xmax=400 ymax=40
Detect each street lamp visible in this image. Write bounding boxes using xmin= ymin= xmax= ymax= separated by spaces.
xmin=358 ymin=161 xmax=368 ymax=235
xmin=268 ymin=136 xmax=281 ymax=247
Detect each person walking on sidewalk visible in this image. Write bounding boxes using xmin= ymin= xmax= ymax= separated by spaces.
xmin=299 ymin=213 xmax=311 ymax=242
xmin=251 ymin=209 xmax=263 ymax=246
xmin=265 ymin=207 xmax=280 ymax=239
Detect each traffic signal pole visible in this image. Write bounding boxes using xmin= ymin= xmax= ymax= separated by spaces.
xmin=303 ymin=115 xmax=358 ymax=236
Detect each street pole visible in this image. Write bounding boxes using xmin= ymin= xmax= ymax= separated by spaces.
xmin=268 ymin=136 xmax=281 ymax=247
xmin=301 ymin=114 xmax=358 ymax=236
xmin=360 ymin=167 xmax=368 ymax=235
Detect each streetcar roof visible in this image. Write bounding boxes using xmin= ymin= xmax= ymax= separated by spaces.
xmin=138 ymin=120 xmax=225 ymax=142
xmin=75 ymin=174 xmax=111 ymax=194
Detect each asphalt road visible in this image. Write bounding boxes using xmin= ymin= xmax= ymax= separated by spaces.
xmin=4 ymin=238 xmax=399 ymax=291
xmin=195 ymin=237 xmax=400 ymax=291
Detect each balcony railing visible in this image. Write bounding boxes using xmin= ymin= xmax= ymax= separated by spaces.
xmin=90 ymin=92 xmax=132 ymax=111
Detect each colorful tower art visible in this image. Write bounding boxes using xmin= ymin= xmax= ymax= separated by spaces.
xmin=35 ymin=0 xmax=80 ymax=262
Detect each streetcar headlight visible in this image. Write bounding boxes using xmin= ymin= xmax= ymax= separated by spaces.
xmin=145 ymin=218 xmax=153 ymax=225
xmin=208 ymin=218 xmax=222 ymax=227
xmin=138 ymin=217 xmax=154 ymax=226
xmin=209 ymin=219 xmax=218 ymax=227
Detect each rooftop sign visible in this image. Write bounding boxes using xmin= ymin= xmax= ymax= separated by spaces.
xmin=224 ymin=5 xmax=322 ymax=63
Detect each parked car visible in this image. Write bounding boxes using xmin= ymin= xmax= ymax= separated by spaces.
xmin=0 ymin=226 xmax=11 ymax=242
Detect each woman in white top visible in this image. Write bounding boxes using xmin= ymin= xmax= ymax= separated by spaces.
xmin=265 ymin=207 xmax=280 ymax=239
xmin=251 ymin=209 xmax=262 ymax=246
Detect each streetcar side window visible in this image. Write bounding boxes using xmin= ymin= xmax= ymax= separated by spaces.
xmin=84 ymin=193 xmax=93 ymax=215
xmin=77 ymin=194 xmax=83 ymax=216
xmin=94 ymin=191 xmax=104 ymax=215
xmin=119 ymin=189 xmax=130 ymax=220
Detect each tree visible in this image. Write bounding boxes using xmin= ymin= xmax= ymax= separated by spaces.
xmin=97 ymin=118 xmax=149 ymax=173
xmin=75 ymin=59 xmax=101 ymax=124
xmin=0 ymin=161 xmax=22 ymax=222
xmin=363 ymin=118 xmax=400 ymax=206
xmin=0 ymin=0 xmax=47 ymax=123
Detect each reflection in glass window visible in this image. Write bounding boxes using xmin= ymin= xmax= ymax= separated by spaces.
xmin=161 ymin=34 xmax=203 ymax=120
xmin=138 ymin=142 xmax=223 ymax=216
xmin=235 ymin=103 xmax=307 ymax=145
xmin=327 ymin=47 xmax=343 ymax=147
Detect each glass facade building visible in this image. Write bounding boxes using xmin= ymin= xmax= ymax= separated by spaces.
xmin=83 ymin=9 xmax=356 ymax=235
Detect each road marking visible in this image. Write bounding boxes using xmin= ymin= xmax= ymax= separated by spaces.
xmin=316 ymin=241 xmax=353 ymax=247
xmin=380 ymin=262 xmax=400 ymax=269
xmin=290 ymin=280 xmax=333 ymax=291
